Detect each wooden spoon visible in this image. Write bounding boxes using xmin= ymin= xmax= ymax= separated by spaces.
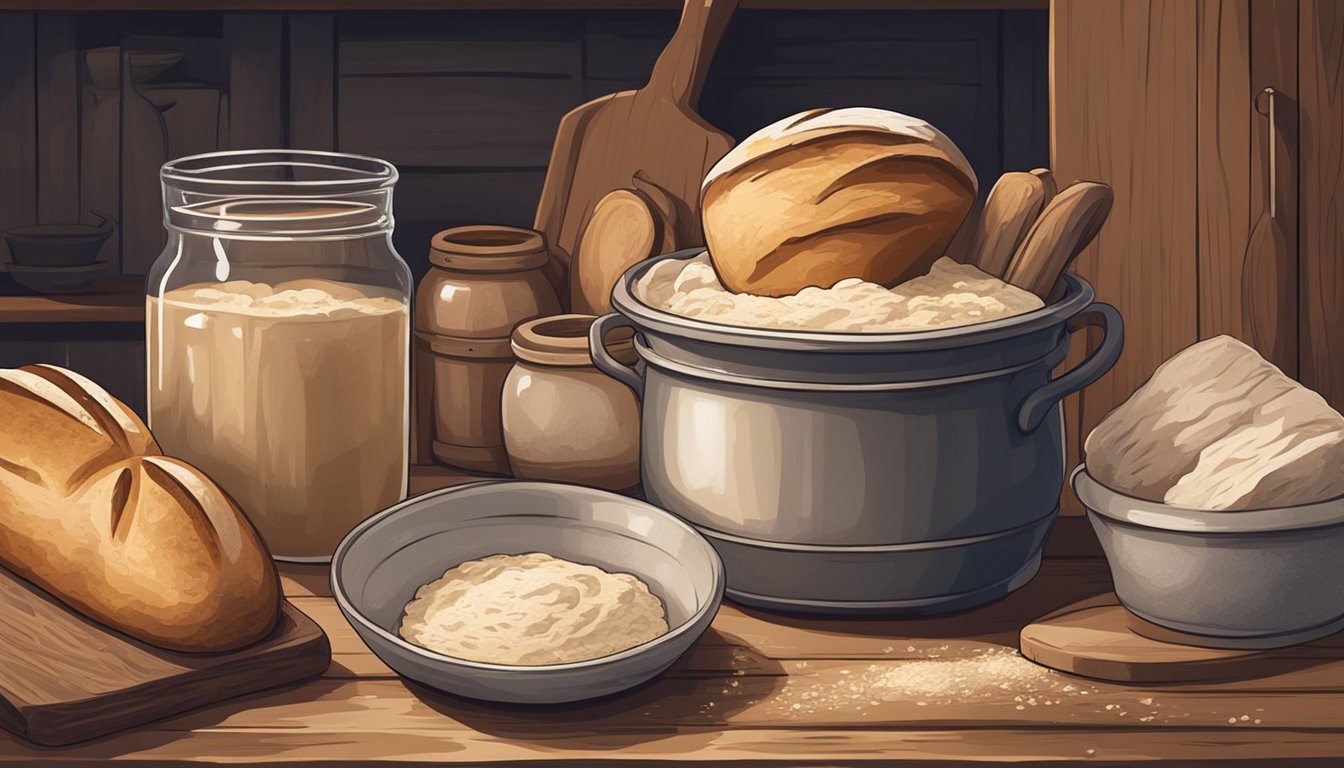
xmin=1030 ymin=167 xmax=1058 ymax=203
xmin=569 ymin=188 xmax=661 ymax=314
xmin=970 ymin=171 xmax=1050 ymax=277
xmin=1003 ymin=182 xmax=1114 ymax=299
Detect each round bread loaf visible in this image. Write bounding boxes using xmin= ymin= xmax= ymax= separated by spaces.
xmin=701 ymin=107 xmax=978 ymax=297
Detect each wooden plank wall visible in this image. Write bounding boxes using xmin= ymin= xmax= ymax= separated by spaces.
xmin=1196 ymin=0 xmax=1299 ymax=376
xmin=35 ymin=16 xmax=81 ymax=226
xmin=334 ymin=10 xmax=1048 ymax=279
xmin=0 ymin=13 xmax=36 ymax=268
xmin=1300 ymin=0 xmax=1344 ymax=410
xmin=1051 ymin=0 xmax=1201 ymax=515
xmin=1052 ymin=0 xmax=1342 ymax=515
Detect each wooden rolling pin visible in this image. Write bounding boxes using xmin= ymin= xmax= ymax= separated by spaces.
xmin=1002 ymin=182 xmax=1114 ymax=299
xmin=970 ymin=171 xmax=1051 ymax=277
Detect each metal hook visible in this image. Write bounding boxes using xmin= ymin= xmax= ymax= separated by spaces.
xmin=1257 ymin=87 xmax=1277 ymax=219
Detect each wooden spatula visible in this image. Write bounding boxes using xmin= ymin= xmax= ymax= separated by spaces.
xmin=1003 ymin=182 xmax=1114 ymax=299
xmin=533 ymin=0 xmax=738 ymax=275
xmin=970 ymin=172 xmax=1050 ymax=277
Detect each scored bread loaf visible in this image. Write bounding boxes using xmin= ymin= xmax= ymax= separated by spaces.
xmin=700 ymin=107 xmax=978 ymax=297
xmin=0 ymin=364 xmax=280 ymax=652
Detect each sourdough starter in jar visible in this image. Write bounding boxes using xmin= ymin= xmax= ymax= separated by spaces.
xmin=148 ymin=278 xmax=408 ymax=560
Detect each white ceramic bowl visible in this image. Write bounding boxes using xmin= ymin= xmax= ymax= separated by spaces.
xmin=1072 ymin=465 xmax=1344 ymax=649
xmin=331 ymin=481 xmax=724 ymax=703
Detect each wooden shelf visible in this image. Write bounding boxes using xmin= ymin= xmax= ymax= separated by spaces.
xmin=0 ymin=0 xmax=1045 ymax=11
xmin=0 ymin=277 xmax=143 ymax=324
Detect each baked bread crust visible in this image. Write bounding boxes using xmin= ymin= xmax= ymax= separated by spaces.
xmin=0 ymin=364 xmax=280 ymax=652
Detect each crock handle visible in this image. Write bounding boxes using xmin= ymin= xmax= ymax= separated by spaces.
xmin=589 ymin=313 xmax=645 ymax=398
xmin=1017 ymin=302 xmax=1124 ymax=434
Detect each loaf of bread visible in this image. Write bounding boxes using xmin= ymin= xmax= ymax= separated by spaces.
xmin=0 ymin=364 xmax=280 ymax=652
xmin=1085 ymin=336 xmax=1344 ymax=510
xmin=700 ymin=107 xmax=978 ymax=297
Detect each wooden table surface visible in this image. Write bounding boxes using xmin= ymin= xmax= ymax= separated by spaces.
xmin=1 ymin=515 xmax=1340 ymax=765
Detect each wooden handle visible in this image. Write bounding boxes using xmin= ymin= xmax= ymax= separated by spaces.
xmin=970 ymin=172 xmax=1049 ymax=277
xmin=1030 ymin=167 xmax=1057 ymax=203
xmin=646 ymin=0 xmax=740 ymax=108
xmin=1003 ymin=182 xmax=1114 ymax=299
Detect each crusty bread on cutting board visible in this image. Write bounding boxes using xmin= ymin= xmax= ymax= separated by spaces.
xmin=0 ymin=364 xmax=280 ymax=652
xmin=700 ymin=107 xmax=978 ymax=297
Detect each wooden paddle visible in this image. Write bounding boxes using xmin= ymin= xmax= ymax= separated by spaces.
xmin=970 ymin=171 xmax=1050 ymax=277
xmin=533 ymin=0 xmax=738 ymax=278
xmin=1003 ymin=181 xmax=1114 ymax=299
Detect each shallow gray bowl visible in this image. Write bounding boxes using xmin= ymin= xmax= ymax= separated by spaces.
xmin=1072 ymin=465 xmax=1344 ymax=649
xmin=331 ymin=481 xmax=724 ymax=703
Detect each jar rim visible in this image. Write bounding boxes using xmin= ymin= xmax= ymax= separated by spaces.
xmin=161 ymin=149 xmax=398 ymax=194
xmin=430 ymin=225 xmax=550 ymax=272
xmin=512 ymin=314 xmax=634 ymax=366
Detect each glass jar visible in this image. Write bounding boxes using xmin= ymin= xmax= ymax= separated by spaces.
xmin=501 ymin=314 xmax=640 ymax=490
xmin=147 ymin=150 xmax=411 ymax=562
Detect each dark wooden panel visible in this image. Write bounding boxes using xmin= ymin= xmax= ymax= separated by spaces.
xmin=1000 ymin=9 xmax=1049 ymax=171
xmin=340 ymin=38 xmax=579 ymax=77
xmin=65 ymin=339 xmax=146 ymax=417
xmin=35 ymin=14 xmax=80 ymax=224
xmin=392 ymin=169 xmax=545 ymax=280
xmin=224 ymin=13 xmax=284 ymax=148
xmin=1300 ymin=0 xmax=1344 ymax=410
xmin=586 ymin=10 xmax=997 ymax=83
xmin=395 ymin=169 xmax=545 ymax=222
xmin=339 ymin=14 xmax=581 ymax=76
xmin=0 ymin=13 xmax=37 ymax=268
xmin=0 ymin=340 xmax=66 ymax=369
xmin=700 ymin=79 xmax=986 ymax=162
xmin=711 ymin=11 xmax=995 ymax=82
xmin=338 ymin=76 xmax=581 ymax=166
xmin=1051 ymin=0 xmax=1200 ymax=514
xmin=289 ymin=13 xmax=336 ymax=150
xmin=583 ymin=10 xmax=677 ymax=80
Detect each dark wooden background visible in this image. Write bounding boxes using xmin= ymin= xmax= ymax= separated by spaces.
xmin=0 ymin=7 xmax=1048 ymax=418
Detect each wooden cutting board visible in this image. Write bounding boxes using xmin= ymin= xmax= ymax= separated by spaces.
xmin=0 ymin=564 xmax=330 ymax=746
xmin=533 ymin=0 xmax=738 ymax=275
xmin=1020 ymin=593 xmax=1344 ymax=683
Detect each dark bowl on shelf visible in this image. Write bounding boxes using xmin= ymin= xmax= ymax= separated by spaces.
xmin=6 ymin=262 xmax=110 ymax=294
xmin=4 ymin=210 xmax=115 ymax=267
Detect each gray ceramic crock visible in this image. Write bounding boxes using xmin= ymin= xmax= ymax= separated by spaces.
xmin=590 ymin=249 xmax=1124 ymax=614
xmin=1073 ymin=466 xmax=1344 ymax=649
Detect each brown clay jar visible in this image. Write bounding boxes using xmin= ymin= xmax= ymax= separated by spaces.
xmin=416 ymin=225 xmax=561 ymax=474
xmin=502 ymin=314 xmax=641 ymax=491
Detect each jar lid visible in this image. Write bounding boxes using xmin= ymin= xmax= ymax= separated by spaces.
xmin=511 ymin=314 xmax=636 ymax=367
xmin=430 ymin=225 xmax=550 ymax=272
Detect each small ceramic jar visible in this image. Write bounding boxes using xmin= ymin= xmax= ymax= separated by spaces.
xmin=502 ymin=314 xmax=641 ymax=491
xmin=416 ymin=225 xmax=561 ymax=474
